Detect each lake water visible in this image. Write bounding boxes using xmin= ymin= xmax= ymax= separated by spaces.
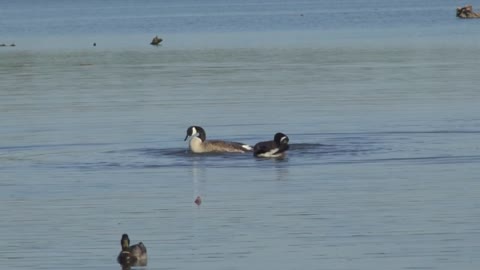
xmin=1 ymin=0 xmax=480 ymax=269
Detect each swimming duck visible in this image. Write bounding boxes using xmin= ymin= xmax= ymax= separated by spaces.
xmin=184 ymin=126 xmax=253 ymax=153
xmin=253 ymin=132 xmax=290 ymax=158
xmin=117 ymin=234 xmax=147 ymax=267
xmin=150 ymin=35 xmax=162 ymax=45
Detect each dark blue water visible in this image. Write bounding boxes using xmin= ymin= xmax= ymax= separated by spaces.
xmin=1 ymin=1 xmax=480 ymax=270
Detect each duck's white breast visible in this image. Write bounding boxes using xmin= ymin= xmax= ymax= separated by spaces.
xmin=189 ymin=137 xmax=206 ymax=153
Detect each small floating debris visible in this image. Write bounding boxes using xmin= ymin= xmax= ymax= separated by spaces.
xmin=0 ymin=44 xmax=6 ymax=47
xmin=93 ymin=42 xmax=96 ymax=47
xmin=456 ymin=5 xmax=480 ymax=18
xmin=150 ymin=35 xmax=163 ymax=46
xmin=194 ymin=196 xmax=202 ymax=206
xmin=10 ymin=43 xmax=15 ymax=47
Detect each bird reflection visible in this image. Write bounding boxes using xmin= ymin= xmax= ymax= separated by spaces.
xmin=274 ymin=164 xmax=289 ymax=181
xmin=192 ymin=160 xmax=207 ymax=206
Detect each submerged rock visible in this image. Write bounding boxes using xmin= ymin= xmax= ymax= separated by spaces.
xmin=194 ymin=196 xmax=202 ymax=206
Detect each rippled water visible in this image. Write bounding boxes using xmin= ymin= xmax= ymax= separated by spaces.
xmin=2 ymin=1 xmax=480 ymax=270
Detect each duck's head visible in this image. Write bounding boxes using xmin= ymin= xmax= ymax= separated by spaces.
xmin=121 ymin=234 xmax=130 ymax=251
xmin=274 ymin=132 xmax=289 ymax=146
xmin=184 ymin=126 xmax=206 ymax=142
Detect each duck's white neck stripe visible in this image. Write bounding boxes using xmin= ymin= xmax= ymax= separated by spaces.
xmin=191 ymin=126 xmax=198 ymax=136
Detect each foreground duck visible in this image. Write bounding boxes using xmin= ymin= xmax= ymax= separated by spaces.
xmin=184 ymin=126 xmax=253 ymax=153
xmin=253 ymin=132 xmax=290 ymax=158
xmin=117 ymin=234 xmax=147 ymax=267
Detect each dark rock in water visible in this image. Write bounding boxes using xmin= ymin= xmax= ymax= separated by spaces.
xmin=194 ymin=196 xmax=202 ymax=206
xmin=10 ymin=43 xmax=15 ymax=47
xmin=0 ymin=44 xmax=6 ymax=47
xmin=150 ymin=35 xmax=162 ymax=45
xmin=456 ymin=5 xmax=480 ymax=18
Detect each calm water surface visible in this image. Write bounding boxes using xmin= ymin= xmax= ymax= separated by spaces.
xmin=1 ymin=1 xmax=480 ymax=270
